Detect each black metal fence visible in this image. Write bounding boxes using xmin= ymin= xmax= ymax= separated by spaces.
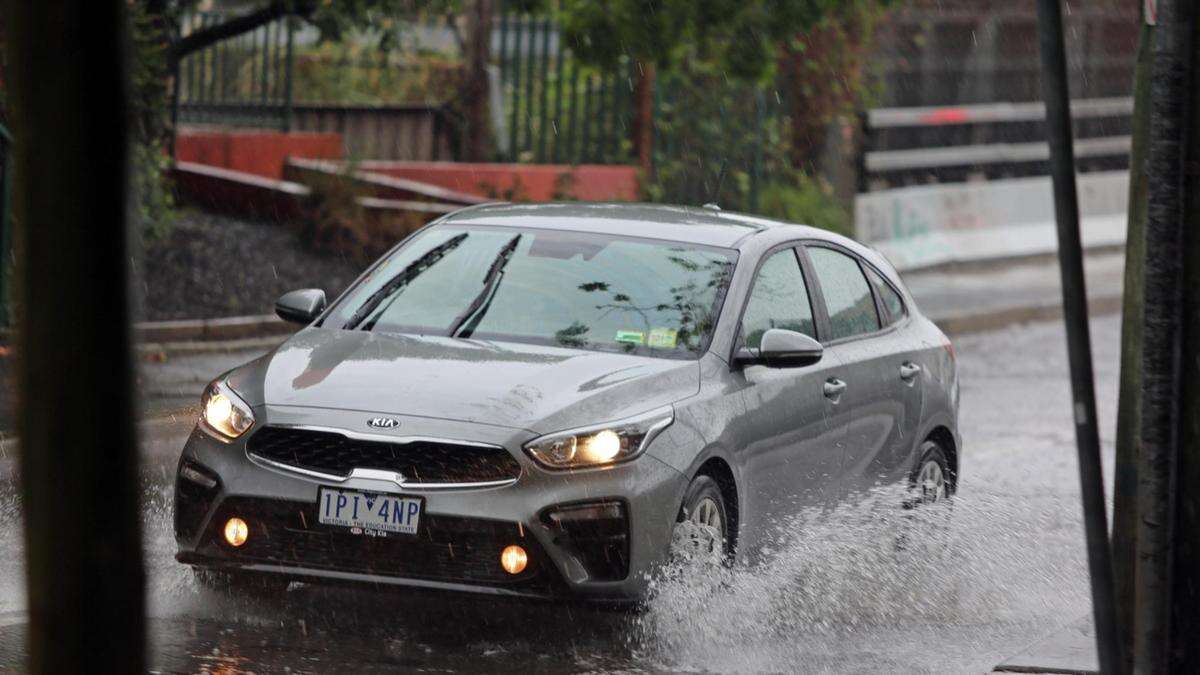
xmin=495 ymin=2 xmax=789 ymax=211
xmin=176 ymin=12 xmax=296 ymax=129
xmin=495 ymin=8 xmax=635 ymax=165
xmin=175 ymin=6 xmax=787 ymax=208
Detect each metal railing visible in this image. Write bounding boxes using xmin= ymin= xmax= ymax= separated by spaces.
xmin=495 ymin=6 xmax=633 ymax=164
xmin=859 ymin=96 xmax=1135 ymax=190
xmin=176 ymin=11 xmax=296 ymax=130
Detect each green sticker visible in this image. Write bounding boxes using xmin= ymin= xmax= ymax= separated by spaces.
xmin=648 ymin=328 xmax=678 ymax=349
xmin=615 ymin=330 xmax=645 ymax=345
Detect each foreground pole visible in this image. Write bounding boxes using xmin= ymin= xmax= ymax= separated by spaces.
xmin=4 ymin=1 xmax=145 ymax=672
xmin=1136 ymin=0 xmax=1192 ymax=671
xmin=1034 ymin=1 xmax=1122 ymax=673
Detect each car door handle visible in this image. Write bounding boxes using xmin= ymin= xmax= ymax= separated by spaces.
xmin=899 ymin=362 xmax=922 ymax=381
xmin=823 ymin=378 xmax=847 ymax=400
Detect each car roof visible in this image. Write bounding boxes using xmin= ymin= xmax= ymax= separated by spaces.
xmin=440 ymin=201 xmax=835 ymax=249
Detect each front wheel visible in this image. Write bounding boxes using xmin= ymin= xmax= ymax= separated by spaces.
xmin=669 ymin=475 xmax=730 ymax=569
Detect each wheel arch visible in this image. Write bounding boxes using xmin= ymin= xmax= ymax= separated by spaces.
xmin=692 ymin=455 xmax=740 ymax=555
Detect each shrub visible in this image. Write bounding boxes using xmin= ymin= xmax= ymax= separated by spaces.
xmin=758 ymin=175 xmax=852 ymax=238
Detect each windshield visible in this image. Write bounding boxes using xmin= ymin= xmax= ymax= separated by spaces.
xmin=324 ymin=225 xmax=736 ymax=358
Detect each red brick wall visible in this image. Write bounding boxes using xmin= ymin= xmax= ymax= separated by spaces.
xmin=175 ymin=129 xmax=343 ymax=179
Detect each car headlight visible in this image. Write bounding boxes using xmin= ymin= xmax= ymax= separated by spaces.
xmin=201 ymin=380 xmax=255 ymax=440
xmin=524 ymin=408 xmax=674 ymax=470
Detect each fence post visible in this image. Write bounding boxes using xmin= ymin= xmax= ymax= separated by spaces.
xmin=283 ymin=14 xmax=295 ymax=132
xmin=536 ymin=17 xmax=551 ymax=162
xmin=750 ymin=89 xmax=764 ymax=212
xmin=508 ymin=11 xmax=522 ymax=159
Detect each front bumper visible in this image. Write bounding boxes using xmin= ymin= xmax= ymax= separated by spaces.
xmin=174 ymin=405 xmax=688 ymax=601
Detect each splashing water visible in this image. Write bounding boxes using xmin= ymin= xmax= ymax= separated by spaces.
xmin=634 ymin=484 xmax=1089 ymax=673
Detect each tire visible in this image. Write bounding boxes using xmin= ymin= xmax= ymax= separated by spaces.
xmin=669 ymin=474 xmax=731 ymax=567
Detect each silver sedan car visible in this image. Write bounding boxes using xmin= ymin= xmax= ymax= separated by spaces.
xmin=174 ymin=202 xmax=960 ymax=602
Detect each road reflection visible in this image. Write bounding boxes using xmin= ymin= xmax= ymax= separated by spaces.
xmin=152 ymin=585 xmax=639 ymax=673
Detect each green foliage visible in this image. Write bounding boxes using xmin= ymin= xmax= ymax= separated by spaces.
xmin=304 ymin=0 xmax=460 ymax=51
xmin=758 ymin=175 xmax=851 ymax=236
xmin=292 ymin=43 xmax=464 ymax=104
xmin=641 ymin=60 xmax=780 ymax=208
xmin=557 ymin=0 xmax=854 ymax=81
xmin=129 ymin=1 xmax=176 ymax=241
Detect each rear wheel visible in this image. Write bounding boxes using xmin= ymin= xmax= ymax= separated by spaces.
xmin=911 ymin=441 xmax=952 ymax=505
xmin=669 ymin=475 xmax=730 ymax=569
xmin=895 ymin=440 xmax=954 ymax=554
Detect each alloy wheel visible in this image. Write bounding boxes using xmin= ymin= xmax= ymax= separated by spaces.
xmin=917 ymin=459 xmax=947 ymax=504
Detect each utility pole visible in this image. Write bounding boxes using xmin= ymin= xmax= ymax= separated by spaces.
xmin=1134 ymin=0 xmax=1191 ymax=670
xmin=1034 ymin=1 xmax=1122 ymax=672
xmin=1168 ymin=1 xmax=1200 ymax=668
xmin=4 ymin=1 xmax=145 ymax=672
xmin=1111 ymin=6 xmax=1152 ymax=671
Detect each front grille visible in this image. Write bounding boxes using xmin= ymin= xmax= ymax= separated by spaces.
xmin=202 ymin=497 xmax=555 ymax=589
xmin=247 ymin=426 xmax=521 ymax=484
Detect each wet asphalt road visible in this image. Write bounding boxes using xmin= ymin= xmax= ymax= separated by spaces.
xmin=0 ymin=315 xmax=1120 ymax=673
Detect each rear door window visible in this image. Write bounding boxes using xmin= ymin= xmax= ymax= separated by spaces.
xmin=740 ymin=248 xmax=816 ymax=349
xmin=807 ymin=246 xmax=881 ymax=341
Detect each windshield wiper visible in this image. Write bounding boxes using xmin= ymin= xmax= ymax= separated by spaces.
xmin=446 ymin=234 xmax=521 ymax=338
xmin=344 ymin=232 xmax=469 ymax=330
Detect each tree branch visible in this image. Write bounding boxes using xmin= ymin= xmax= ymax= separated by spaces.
xmin=168 ymin=0 xmax=318 ymax=64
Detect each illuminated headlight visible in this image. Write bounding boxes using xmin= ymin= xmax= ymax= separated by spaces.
xmin=201 ymin=380 xmax=255 ymax=440
xmin=524 ymin=408 xmax=673 ymax=470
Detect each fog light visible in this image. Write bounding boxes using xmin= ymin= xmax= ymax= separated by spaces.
xmin=223 ymin=517 xmax=248 ymax=547
xmin=500 ymin=544 xmax=527 ymax=575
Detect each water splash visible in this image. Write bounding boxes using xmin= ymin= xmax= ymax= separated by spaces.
xmin=634 ymin=485 xmax=1089 ymax=673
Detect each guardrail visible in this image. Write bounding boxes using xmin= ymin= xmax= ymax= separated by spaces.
xmin=859 ymin=97 xmax=1134 ymax=190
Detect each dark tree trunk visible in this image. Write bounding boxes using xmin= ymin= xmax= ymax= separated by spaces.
xmin=632 ymin=62 xmax=655 ymax=175
xmin=4 ymin=0 xmax=145 ymax=671
xmin=167 ymin=0 xmax=314 ymax=65
xmin=461 ymin=0 xmax=494 ymax=161
xmin=781 ymin=13 xmax=868 ymax=175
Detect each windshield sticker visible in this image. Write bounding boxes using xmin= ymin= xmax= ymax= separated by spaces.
xmin=648 ymin=328 xmax=678 ymax=349
xmin=615 ymin=330 xmax=645 ymax=345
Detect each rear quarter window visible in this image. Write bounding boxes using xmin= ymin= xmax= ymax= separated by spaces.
xmin=807 ymin=246 xmax=881 ymax=341
xmin=865 ymin=265 xmax=906 ymax=326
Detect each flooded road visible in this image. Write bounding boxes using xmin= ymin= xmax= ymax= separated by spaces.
xmin=0 ymin=315 xmax=1119 ymax=673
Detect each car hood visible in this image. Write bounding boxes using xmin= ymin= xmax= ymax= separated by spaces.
xmin=230 ymin=327 xmax=700 ymax=434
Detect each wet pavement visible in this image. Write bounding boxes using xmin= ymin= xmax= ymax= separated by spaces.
xmin=0 ymin=315 xmax=1119 ymax=673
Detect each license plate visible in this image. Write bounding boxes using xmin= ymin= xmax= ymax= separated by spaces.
xmin=317 ymin=487 xmax=422 ymax=535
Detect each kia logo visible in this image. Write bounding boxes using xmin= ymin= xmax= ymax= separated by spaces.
xmin=367 ymin=417 xmax=400 ymax=429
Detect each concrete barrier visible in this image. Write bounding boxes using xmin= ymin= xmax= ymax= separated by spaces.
xmin=855 ymin=170 xmax=1129 ymax=270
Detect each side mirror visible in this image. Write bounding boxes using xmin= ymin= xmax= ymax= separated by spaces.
xmin=275 ymin=288 xmax=326 ymax=324
xmin=734 ymin=329 xmax=824 ymax=369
